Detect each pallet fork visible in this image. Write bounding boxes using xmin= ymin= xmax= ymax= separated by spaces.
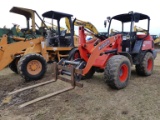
xmin=8 ymin=62 xmax=83 ymax=108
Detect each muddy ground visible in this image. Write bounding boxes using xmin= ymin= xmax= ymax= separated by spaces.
xmin=0 ymin=53 xmax=160 ymax=120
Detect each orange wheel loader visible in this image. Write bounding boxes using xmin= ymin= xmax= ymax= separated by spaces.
xmin=57 ymin=11 xmax=157 ymax=89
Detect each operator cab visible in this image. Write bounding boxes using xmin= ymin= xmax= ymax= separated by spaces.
xmin=42 ymin=11 xmax=74 ymax=47
xmin=10 ymin=6 xmax=47 ymax=38
xmin=106 ymin=11 xmax=151 ymax=54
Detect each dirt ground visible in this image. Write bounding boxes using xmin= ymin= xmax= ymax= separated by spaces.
xmin=0 ymin=53 xmax=160 ymax=120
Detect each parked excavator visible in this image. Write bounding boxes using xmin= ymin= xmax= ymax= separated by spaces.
xmin=65 ymin=17 xmax=98 ymax=34
xmin=65 ymin=17 xmax=108 ymax=38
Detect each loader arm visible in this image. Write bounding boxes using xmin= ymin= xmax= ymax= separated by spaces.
xmin=0 ymin=35 xmax=43 ymax=70
xmin=78 ymin=27 xmax=122 ymax=75
xmin=82 ymin=36 xmax=119 ymax=75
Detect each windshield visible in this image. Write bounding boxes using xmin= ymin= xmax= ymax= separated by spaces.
xmin=43 ymin=17 xmax=67 ymax=33
xmin=108 ymin=19 xmax=130 ymax=35
xmin=108 ymin=18 xmax=148 ymax=35
xmin=11 ymin=15 xmax=26 ymax=29
xmin=134 ymin=19 xmax=148 ymax=34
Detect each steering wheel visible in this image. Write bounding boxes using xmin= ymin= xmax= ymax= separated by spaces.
xmin=94 ymin=34 xmax=107 ymax=40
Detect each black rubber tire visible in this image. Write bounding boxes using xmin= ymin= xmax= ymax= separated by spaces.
xmin=135 ymin=52 xmax=154 ymax=76
xmin=68 ymin=47 xmax=80 ymax=60
xmin=17 ymin=54 xmax=47 ymax=81
xmin=68 ymin=48 xmax=95 ymax=79
xmin=75 ymin=60 xmax=95 ymax=80
xmin=82 ymin=67 xmax=95 ymax=79
xmin=9 ymin=58 xmax=20 ymax=74
xmin=104 ymin=55 xmax=131 ymax=89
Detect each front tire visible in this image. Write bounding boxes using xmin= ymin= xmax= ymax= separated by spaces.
xmin=104 ymin=55 xmax=131 ymax=89
xmin=74 ymin=59 xmax=95 ymax=80
xmin=135 ymin=52 xmax=154 ymax=76
xmin=82 ymin=67 xmax=95 ymax=79
xmin=17 ymin=54 xmax=47 ymax=81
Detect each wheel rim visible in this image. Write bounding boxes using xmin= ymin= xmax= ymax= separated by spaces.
xmin=74 ymin=51 xmax=80 ymax=60
xmin=147 ymin=58 xmax=153 ymax=71
xmin=119 ymin=64 xmax=128 ymax=82
xmin=27 ymin=60 xmax=42 ymax=75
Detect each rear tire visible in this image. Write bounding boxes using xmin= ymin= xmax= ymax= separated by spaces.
xmin=9 ymin=58 xmax=20 ymax=74
xmin=17 ymin=54 xmax=47 ymax=81
xmin=104 ymin=55 xmax=131 ymax=89
xmin=68 ymin=47 xmax=80 ymax=60
xmin=135 ymin=52 xmax=154 ymax=76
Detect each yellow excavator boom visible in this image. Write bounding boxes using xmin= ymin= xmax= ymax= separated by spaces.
xmin=134 ymin=26 xmax=160 ymax=44
xmin=65 ymin=17 xmax=99 ymax=34
xmin=134 ymin=25 xmax=147 ymax=34
xmin=154 ymin=37 xmax=160 ymax=44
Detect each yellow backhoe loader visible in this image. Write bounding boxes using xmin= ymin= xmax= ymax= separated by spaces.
xmin=0 ymin=7 xmax=79 ymax=81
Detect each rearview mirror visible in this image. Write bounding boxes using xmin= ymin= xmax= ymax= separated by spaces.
xmin=104 ymin=20 xmax=107 ymax=28
xmin=104 ymin=16 xmax=111 ymax=28
xmin=107 ymin=17 xmax=111 ymax=23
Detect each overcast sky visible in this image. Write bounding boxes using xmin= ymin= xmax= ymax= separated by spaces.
xmin=1 ymin=0 xmax=160 ymax=35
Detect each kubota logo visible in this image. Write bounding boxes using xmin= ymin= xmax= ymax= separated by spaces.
xmin=99 ymin=40 xmax=110 ymax=50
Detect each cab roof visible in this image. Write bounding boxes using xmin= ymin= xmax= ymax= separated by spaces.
xmin=42 ymin=11 xmax=73 ymax=20
xmin=10 ymin=6 xmax=35 ymax=19
xmin=112 ymin=12 xmax=150 ymax=22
